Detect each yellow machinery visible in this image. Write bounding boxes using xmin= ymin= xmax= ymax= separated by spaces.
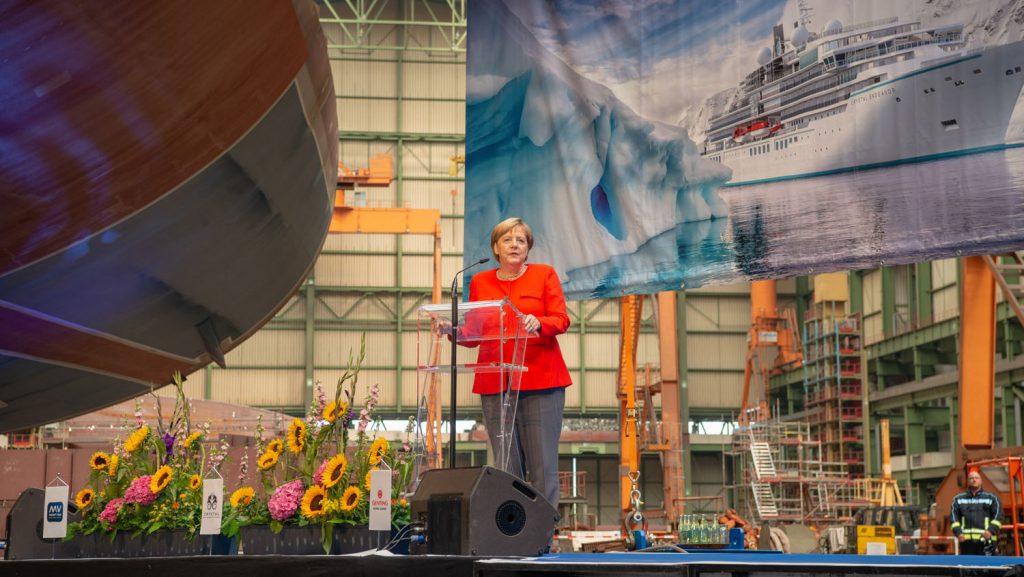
xmin=856 ymin=525 xmax=896 ymax=555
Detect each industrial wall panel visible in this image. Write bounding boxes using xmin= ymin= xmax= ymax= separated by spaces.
xmin=274 ymin=295 xmax=306 ymax=321
xmin=224 ymin=330 xmax=305 ymax=367
xmin=333 ymin=60 xmax=399 ymax=98
xmin=315 ymin=254 xmax=397 ymax=286
xmin=401 ymin=255 xmax=443 ymax=288
xmin=635 ymin=332 xmax=660 ymax=367
xmin=401 ymin=320 xmax=428 ymax=368
xmin=686 ymin=296 xmax=750 ymax=332
xmin=316 ymin=293 xmax=398 ymax=323
xmin=932 ymin=259 xmax=959 ymax=320
xmin=687 ymin=371 xmax=742 ymax=408
xmin=402 ymin=101 xmax=465 ymax=134
xmin=316 ymin=330 xmax=395 ymax=368
xmin=565 ymin=372 xmax=582 ymax=409
xmin=400 ymin=370 xmax=423 ymax=410
xmin=435 ymin=372 xmax=482 ymax=408
xmin=777 ymin=277 xmax=797 ymax=295
xmin=323 ymin=233 xmax=399 ymax=253
xmin=338 ymin=140 xmax=398 ymax=170
xmin=210 ymin=369 xmax=304 ymax=407
xmin=338 ymin=99 xmax=398 ymax=133
xmin=690 ymin=453 xmax=726 ymax=484
xmin=687 ymin=334 xmax=746 ymax=370
xmin=402 ymin=62 xmax=466 ymax=100
xmin=584 ymin=371 xmax=619 ymax=408
xmin=863 ymin=270 xmax=882 ymax=314
xmin=155 ymin=377 xmax=205 ymax=400
xmin=691 ymin=282 xmax=751 ymax=295
xmin=402 ymin=143 xmax=466 ymax=179
xmin=585 ymin=299 xmax=619 ymax=324
xmin=357 ymin=370 xmax=397 ymax=406
xmin=864 ymin=315 xmax=884 ymax=345
xmin=584 ymin=333 xmax=620 ymax=368
xmin=404 ymin=23 xmax=462 ymax=51
xmin=559 ymin=332 xmax=581 ymax=367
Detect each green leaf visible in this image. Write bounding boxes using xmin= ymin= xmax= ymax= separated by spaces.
xmin=270 ymin=520 xmax=283 ymax=534
xmin=147 ymin=522 xmax=164 ymax=534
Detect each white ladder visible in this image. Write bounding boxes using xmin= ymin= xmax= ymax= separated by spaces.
xmin=751 ymin=482 xmax=779 ymax=518
xmin=750 ymin=442 xmax=777 ymax=480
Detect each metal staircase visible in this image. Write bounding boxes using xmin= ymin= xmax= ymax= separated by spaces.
xmin=751 ymin=482 xmax=779 ymax=518
xmin=749 ymin=440 xmax=779 ymax=518
xmin=750 ymin=442 xmax=777 ymax=479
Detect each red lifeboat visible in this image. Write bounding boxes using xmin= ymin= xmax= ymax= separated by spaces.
xmin=732 ymin=118 xmax=783 ymax=142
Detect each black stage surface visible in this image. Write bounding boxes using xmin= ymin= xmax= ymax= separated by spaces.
xmin=1 ymin=552 xmax=1023 ymax=577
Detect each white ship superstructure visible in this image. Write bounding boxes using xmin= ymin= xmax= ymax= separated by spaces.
xmin=701 ymin=17 xmax=1024 ymax=186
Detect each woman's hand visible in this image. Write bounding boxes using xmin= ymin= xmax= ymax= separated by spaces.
xmin=523 ymin=314 xmax=540 ymax=334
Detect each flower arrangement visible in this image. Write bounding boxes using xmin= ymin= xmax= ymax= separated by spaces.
xmin=69 ymin=373 xmax=223 ymax=539
xmin=220 ymin=340 xmax=417 ymax=553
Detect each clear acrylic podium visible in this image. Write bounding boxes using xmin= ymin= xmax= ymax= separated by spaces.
xmin=414 ymin=299 xmax=531 ymax=477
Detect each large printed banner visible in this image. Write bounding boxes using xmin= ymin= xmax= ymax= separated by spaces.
xmin=465 ymin=0 xmax=1024 ymax=300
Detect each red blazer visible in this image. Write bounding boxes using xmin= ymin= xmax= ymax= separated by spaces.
xmin=467 ymin=264 xmax=571 ymax=395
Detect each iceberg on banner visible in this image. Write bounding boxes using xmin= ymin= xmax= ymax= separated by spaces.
xmin=465 ymin=0 xmax=731 ymax=297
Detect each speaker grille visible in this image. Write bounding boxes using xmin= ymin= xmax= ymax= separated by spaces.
xmin=495 ymin=500 xmax=526 ymax=536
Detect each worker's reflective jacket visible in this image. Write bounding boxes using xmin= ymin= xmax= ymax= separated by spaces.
xmin=950 ymin=489 xmax=1002 ymax=540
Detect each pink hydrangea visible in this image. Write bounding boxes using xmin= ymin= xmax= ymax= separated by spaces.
xmin=268 ymin=479 xmax=304 ymax=520
xmin=313 ymin=459 xmax=329 ymax=486
xmin=99 ymin=498 xmax=125 ymax=528
xmin=124 ymin=475 xmax=157 ymax=505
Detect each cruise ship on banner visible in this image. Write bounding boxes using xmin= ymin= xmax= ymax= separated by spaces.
xmin=701 ymin=17 xmax=1024 ymax=186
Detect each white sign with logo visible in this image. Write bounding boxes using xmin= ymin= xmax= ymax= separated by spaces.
xmin=368 ymin=469 xmax=392 ymax=531
xmin=43 ymin=484 xmax=69 ymax=539
xmin=201 ymin=478 xmax=223 ymax=535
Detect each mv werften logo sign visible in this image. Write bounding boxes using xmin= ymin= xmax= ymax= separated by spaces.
xmin=43 ymin=484 xmax=69 ymax=538
xmin=46 ymin=501 xmax=63 ymax=522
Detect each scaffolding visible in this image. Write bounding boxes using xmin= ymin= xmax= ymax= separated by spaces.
xmin=802 ymin=302 xmax=866 ymax=478
xmin=728 ymin=418 xmax=869 ymax=526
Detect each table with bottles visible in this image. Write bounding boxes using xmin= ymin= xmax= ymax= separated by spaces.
xmin=677 ymin=514 xmax=728 ymax=547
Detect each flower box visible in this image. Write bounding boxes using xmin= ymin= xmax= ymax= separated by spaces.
xmin=66 ymin=530 xmax=235 ymax=558
xmin=240 ymin=523 xmax=394 ymax=555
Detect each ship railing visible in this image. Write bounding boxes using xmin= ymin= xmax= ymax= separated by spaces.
xmin=842 ymin=16 xmax=899 ymax=34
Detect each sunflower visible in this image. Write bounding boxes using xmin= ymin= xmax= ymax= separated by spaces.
xmin=287 ymin=418 xmax=306 ymax=454
xmin=368 ymin=437 xmax=390 ymax=466
xmin=124 ymin=425 xmax=150 ymax=453
xmin=183 ymin=431 xmax=202 ymax=449
xmin=266 ymin=438 xmax=284 ymax=455
xmin=151 ymin=465 xmax=173 ymax=493
xmin=321 ymin=454 xmax=348 ymax=488
xmin=108 ymin=454 xmax=120 ymax=477
xmin=364 ymin=467 xmax=379 ymax=491
xmin=75 ymin=488 xmax=95 ymax=509
xmin=301 ymin=485 xmax=327 ymax=518
xmin=257 ymin=450 xmax=279 ymax=470
xmin=189 ymin=474 xmax=202 ymax=491
xmin=322 ymin=400 xmax=339 ymax=423
xmin=89 ymin=451 xmax=110 ymax=471
xmin=230 ymin=487 xmax=255 ymax=508
xmin=340 ymin=486 xmax=362 ymax=511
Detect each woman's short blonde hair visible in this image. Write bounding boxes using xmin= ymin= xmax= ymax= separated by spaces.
xmin=490 ymin=217 xmax=534 ymax=261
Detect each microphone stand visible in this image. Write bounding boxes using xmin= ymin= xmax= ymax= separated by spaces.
xmin=450 ymin=258 xmax=489 ymax=468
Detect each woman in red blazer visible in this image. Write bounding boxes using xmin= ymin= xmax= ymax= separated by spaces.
xmin=468 ymin=217 xmax=571 ymax=508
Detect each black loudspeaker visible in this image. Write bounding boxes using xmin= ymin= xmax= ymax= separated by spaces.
xmin=409 ymin=466 xmax=558 ymax=556
xmin=5 ymin=487 xmax=83 ymax=560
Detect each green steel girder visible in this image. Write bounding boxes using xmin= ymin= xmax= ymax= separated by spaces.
xmin=867 ymin=317 xmax=959 ymax=359
xmin=321 ymin=0 xmax=467 ymax=53
xmin=881 ymin=267 xmax=896 ymax=337
xmin=848 ymin=270 xmax=863 ymax=316
xmin=339 ymin=130 xmax=464 ymax=142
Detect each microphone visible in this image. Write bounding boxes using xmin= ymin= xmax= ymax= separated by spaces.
xmin=448 ymin=257 xmax=489 ymax=468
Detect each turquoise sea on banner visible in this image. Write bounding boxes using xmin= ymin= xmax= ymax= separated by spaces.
xmin=561 ymin=147 xmax=1024 ymax=299
xmin=464 ymin=0 xmax=1024 ymax=300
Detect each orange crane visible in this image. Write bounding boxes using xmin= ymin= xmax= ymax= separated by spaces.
xmin=739 ymin=280 xmax=802 ymax=424
xmin=618 ymin=292 xmax=685 ymax=534
xmin=330 ymin=153 xmax=445 ymax=469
